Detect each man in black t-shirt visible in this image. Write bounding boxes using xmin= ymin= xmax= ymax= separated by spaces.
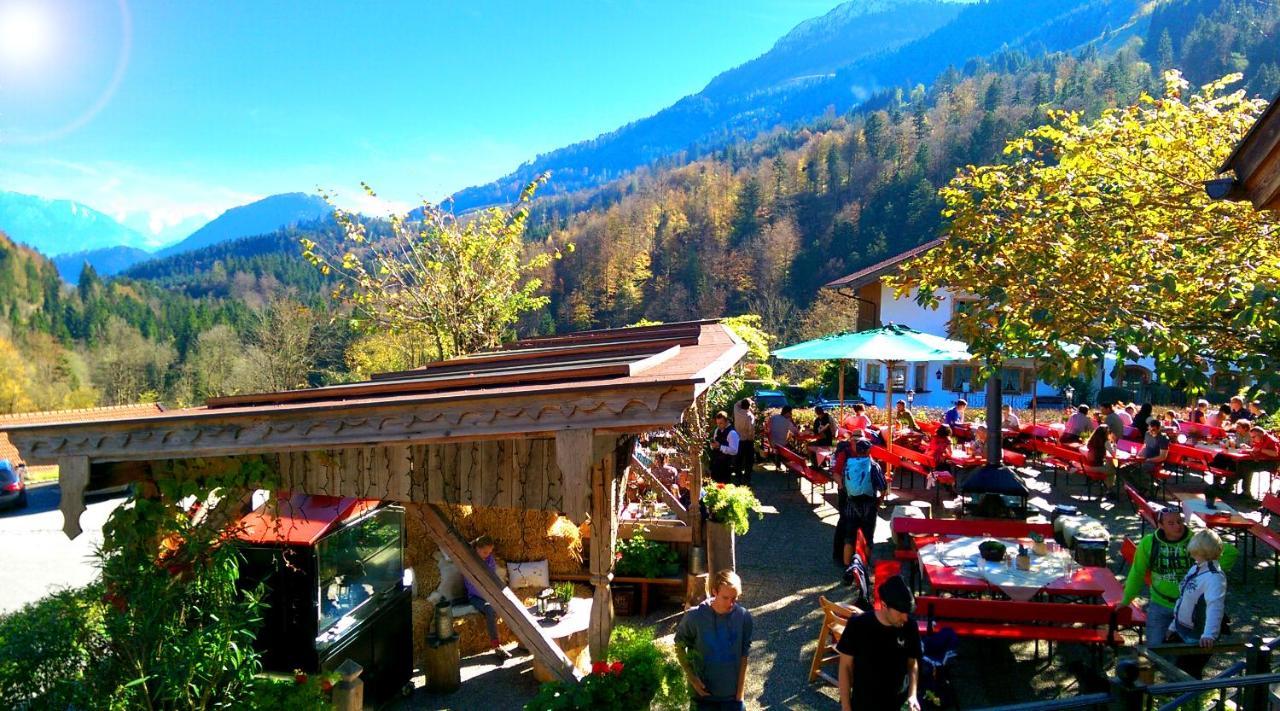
xmin=812 ymin=406 xmax=835 ymax=447
xmin=837 ymin=576 xmax=921 ymax=711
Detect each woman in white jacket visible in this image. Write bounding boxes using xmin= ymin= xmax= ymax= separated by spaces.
xmin=1170 ymin=529 xmax=1228 ymax=678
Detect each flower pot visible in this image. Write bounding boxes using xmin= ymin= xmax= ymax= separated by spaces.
xmin=612 ymin=584 xmax=638 ymax=617
xmin=706 ymin=521 xmax=736 ymax=574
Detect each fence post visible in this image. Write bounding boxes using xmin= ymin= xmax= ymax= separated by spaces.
xmin=332 ymin=658 xmax=364 ymax=711
xmin=1243 ymin=636 xmax=1273 ymax=711
xmin=1109 ymin=658 xmax=1146 ymax=711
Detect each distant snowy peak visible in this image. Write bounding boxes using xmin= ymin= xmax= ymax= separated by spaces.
xmin=0 ymin=191 xmax=151 ymax=257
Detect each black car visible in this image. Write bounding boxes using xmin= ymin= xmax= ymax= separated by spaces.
xmin=0 ymin=459 xmax=28 ymax=510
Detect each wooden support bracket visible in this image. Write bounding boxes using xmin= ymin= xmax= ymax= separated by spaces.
xmin=419 ymin=503 xmax=578 ymax=683
xmin=58 ymin=456 xmax=89 ymax=540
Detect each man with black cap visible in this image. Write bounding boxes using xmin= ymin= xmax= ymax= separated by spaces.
xmin=841 ymin=437 xmax=887 ymax=567
xmin=837 ymin=576 xmax=921 ymax=711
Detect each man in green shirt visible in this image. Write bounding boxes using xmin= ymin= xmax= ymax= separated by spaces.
xmin=1122 ymin=505 xmax=1238 ymax=645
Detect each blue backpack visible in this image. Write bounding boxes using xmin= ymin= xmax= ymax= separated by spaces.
xmin=844 ymin=457 xmax=876 ymax=498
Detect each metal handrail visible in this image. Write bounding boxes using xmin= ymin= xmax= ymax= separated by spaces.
xmin=1154 ymin=661 xmax=1247 ymax=711
xmin=1151 ymin=670 xmax=1280 ymax=696
xmin=969 ymin=694 xmax=1112 ymax=711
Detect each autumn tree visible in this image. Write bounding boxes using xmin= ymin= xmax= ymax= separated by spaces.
xmin=90 ymin=317 xmax=176 ymax=405
xmin=303 ymin=177 xmax=564 ymax=363
xmin=894 ymin=72 xmax=1280 ymax=393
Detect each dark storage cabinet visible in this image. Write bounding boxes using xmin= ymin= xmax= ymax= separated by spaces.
xmin=236 ymin=496 xmax=412 ymax=704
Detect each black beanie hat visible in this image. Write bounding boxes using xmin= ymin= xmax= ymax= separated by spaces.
xmin=854 ymin=438 xmax=873 ymax=454
xmin=878 ymin=575 xmax=916 ymax=614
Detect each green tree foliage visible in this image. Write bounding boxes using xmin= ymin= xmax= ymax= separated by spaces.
xmin=91 ymin=316 xmax=176 ymax=405
xmin=895 ymin=72 xmax=1280 ymax=394
xmin=304 ymin=179 xmax=565 ymax=362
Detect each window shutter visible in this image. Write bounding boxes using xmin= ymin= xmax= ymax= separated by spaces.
xmin=1021 ymin=369 xmax=1035 ymax=394
xmin=942 ymin=366 xmax=954 ymax=391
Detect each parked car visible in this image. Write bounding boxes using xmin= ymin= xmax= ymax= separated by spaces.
xmin=0 ymin=459 xmax=28 ymax=510
xmin=752 ymin=389 xmax=790 ymax=410
xmin=808 ymin=396 xmax=865 ymax=410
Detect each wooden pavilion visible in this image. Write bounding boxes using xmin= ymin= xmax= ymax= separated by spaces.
xmin=0 ymin=319 xmax=747 ymax=683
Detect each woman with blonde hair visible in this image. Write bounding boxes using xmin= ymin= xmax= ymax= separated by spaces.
xmin=1170 ymin=529 xmax=1228 ymax=678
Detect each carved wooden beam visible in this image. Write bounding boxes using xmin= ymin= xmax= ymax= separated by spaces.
xmin=418 ymin=503 xmax=578 ymax=683
xmin=7 ymin=386 xmax=693 ymax=465
xmin=58 ymin=456 xmax=89 ymax=540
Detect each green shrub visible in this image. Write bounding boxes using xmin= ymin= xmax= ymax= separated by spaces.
xmin=615 ymin=531 xmax=679 ymax=578
xmin=525 ymin=624 xmax=688 ymax=711
xmin=0 ymin=584 xmax=107 ymax=710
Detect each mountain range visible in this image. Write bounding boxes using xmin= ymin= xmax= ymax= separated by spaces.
xmin=446 ymin=0 xmax=1144 ymax=211
xmin=34 ymin=193 xmax=332 ymax=282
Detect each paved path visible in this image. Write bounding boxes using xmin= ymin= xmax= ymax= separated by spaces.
xmin=0 ymin=484 xmax=125 ymax=615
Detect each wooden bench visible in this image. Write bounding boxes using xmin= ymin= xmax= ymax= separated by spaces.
xmin=1123 ymin=483 xmax=1160 ymax=534
xmin=551 ymin=572 xmax=684 ymax=617
xmin=888 ymin=443 xmax=943 ymax=490
xmin=1246 ymin=493 xmax=1280 ymax=586
xmin=776 ymin=445 xmax=834 ymax=503
xmin=916 ymin=595 xmax=1128 ymax=651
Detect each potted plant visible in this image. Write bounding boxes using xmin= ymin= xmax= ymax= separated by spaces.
xmin=700 ymin=483 xmax=763 ymax=573
xmin=525 ymin=624 xmax=688 ymax=710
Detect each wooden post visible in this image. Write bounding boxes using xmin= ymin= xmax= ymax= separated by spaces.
xmin=58 ymin=456 xmax=89 ymax=540
xmin=331 ymin=658 xmax=363 ymax=711
xmin=588 ymin=454 xmax=617 ymax=662
xmin=556 ymin=429 xmax=594 ymax=523
xmin=418 ymin=503 xmax=578 ymax=683
xmin=422 ymin=635 xmax=461 ymax=693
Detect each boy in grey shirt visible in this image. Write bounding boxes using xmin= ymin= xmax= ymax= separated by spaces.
xmin=675 ymin=570 xmax=752 ymax=710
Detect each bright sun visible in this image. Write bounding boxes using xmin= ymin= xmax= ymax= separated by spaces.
xmin=0 ymin=1 xmax=56 ymax=67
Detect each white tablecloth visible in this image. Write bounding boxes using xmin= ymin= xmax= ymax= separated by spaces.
xmin=919 ymin=536 xmax=1078 ymax=601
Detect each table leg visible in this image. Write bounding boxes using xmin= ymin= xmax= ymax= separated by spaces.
xmin=640 ymin=583 xmax=649 ymax=617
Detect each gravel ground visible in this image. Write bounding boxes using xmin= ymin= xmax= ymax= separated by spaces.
xmin=396 ymin=460 xmax=1280 ymax=710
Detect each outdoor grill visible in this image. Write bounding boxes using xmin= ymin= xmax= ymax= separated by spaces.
xmin=959 ymin=463 xmax=1029 ymax=518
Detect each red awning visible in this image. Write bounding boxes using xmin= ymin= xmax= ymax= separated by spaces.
xmin=234 ymin=492 xmax=380 ymax=546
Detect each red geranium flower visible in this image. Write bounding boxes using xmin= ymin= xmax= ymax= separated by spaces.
xmin=609 ymin=661 xmax=624 ymax=676
xmin=294 ymin=672 xmax=308 ymax=684
xmin=591 ymin=661 xmax=609 ymax=675
xmin=321 ymin=679 xmax=334 ymax=693
xmin=717 ymin=483 xmax=725 ymax=489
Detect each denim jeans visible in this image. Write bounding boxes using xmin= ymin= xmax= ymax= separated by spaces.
xmin=1145 ymin=601 xmax=1176 ymax=646
xmin=468 ymin=594 xmax=500 ymax=642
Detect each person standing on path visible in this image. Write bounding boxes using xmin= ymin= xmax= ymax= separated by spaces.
xmin=733 ymin=398 xmax=756 ymax=484
xmin=1122 ymin=506 xmax=1238 ymax=645
xmin=675 ymin=570 xmax=753 ymax=711
xmin=1169 ymin=529 xmax=1228 ymax=679
xmin=841 ymin=438 xmax=886 ymax=567
xmin=708 ymin=411 xmax=739 ymax=485
xmin=837 ymin=575 xmax=921 ymax=711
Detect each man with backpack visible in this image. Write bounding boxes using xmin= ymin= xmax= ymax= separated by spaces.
xmin=842 ymin=438 xmax=887 ymax=567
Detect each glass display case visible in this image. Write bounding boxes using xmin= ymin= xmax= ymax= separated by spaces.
xmin=235 ymin=494 xmax=411 ymax=704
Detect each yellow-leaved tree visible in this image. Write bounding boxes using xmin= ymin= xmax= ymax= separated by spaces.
xmin=303 ymin=176 xmax=566 ymax=366
xmin=893 ymin=72 xmax=1280 ymax=393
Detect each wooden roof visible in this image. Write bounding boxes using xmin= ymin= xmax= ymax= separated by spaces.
xmin=1218 ymin=91 xmax=1280 ymax=211
xmin=1 ymin=321 xmax=746 ymax=464
xmin=823 ymin=238 xmax=946 ymax=290
xmin=0 ymin=403 xmax=166 ymax=465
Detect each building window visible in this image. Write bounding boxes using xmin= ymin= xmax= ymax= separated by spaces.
xmin=914 ymin=364 xmax=928 ymax=392
xmin=942 ymin=365 xmax=975 ymax=393
xmin=865 ymin=363 xmax=883 ymax=387
xmin=889 ymin=365 xmax=906 ymax=389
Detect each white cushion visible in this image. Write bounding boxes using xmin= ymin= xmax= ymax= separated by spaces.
xmin=506 ymin=560 xmax=550 ymax=589
xmin=434 ymin=550 xmax=466 ymax=601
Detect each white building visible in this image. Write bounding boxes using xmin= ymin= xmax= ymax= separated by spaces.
xmin=822 ymin=239 xmax=1191 ymax=411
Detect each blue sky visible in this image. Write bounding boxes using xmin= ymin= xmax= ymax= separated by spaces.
xmin=0 ymin=0 xmax=841 ymax=244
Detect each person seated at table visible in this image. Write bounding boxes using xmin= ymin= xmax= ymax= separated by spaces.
xmin=894 ymin=400 xmax=920 ymax=432
xmin=1208 ymin=403 xmax=1232 ymax=429
xmin=1229 ymin=396 xmax=1250 ymax=422
xmin=942 ymin=399 xmax=967 ymax=427
xmin=812 ymin=406 xmax=836 ymax=447
xmin=1160 ymin=410 xmax=1182 ymax=434
xmin=972 ymin=424 xmax=987 ymax=451
xmin=1249 ymin=399 xmax=1268 ymax=421
xmin=1083 ymin=425 xmax=1118 ymax=485
xmin=1061 ymin=404 xmax=1094 ymax=444
xmin=1122 ymin=505 xmax=1238 ymax=648
xmin=766 ymin=406 xmax=800 ymax=470
xmin=1001 ymin=403 xmax=1021 ymax=430
xmin=1129 ymin=418 xmax=1169 ymax=494
xmin=1169 ymin=529 xmax=1228 ymax=679
xmin=926 ymin=425 xmax=952 ymax=463
xmin=653 ymin=452 xmax=680 ymax=488
xmin=1119 ymin=403 xmax=1136 ymax=427
xmin=1102 ymin=402 xmax=1127 ymax=439
xmin=842 ymin=403 xmax=874 ymax=438
xmin=1188 ymin=399 xmax=1209 ymax=425
xmin=1234 ymin=425 xmax=1280 ymax=497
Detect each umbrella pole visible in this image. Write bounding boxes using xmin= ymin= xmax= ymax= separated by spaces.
xmin=838 ymin=361 xmax=846 ymax=418
xmin=1031 ymin=358 xmax=1038 ymax=426
xmin=886 ymin=360 xmax=895 ymax=446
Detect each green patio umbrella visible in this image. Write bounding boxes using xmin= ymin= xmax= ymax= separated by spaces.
xmin=773 ymin=323 xmax=972 ymax=442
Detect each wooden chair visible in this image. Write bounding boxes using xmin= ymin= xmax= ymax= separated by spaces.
xmin=808 ymin=595 xmax=861 ymax=686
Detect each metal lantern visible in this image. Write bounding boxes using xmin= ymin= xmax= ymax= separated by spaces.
xmin=434 ymin=600 xmax=454 ymax=639
xmin=536 ymin=587 xmax=554 ymax=617
xmin=1064 ymin=385 xmax=1075 ymax=407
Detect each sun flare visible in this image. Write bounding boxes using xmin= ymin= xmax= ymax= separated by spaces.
xmin=0 ymin=1 xmax=56 ymax=67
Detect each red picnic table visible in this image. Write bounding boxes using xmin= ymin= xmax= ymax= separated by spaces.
xmin=1020 ymin=422 xmax=1065 ymax=440
xmin=917 ymin=534 xmax=1128 ymax=603
xmin=1179 ymin=421 xmax=1228 ymax=441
